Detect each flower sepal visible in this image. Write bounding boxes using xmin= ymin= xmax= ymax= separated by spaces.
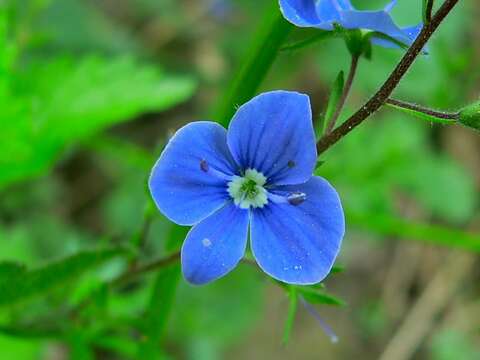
xmin=459 ymin=101 xmax=480 ymax=131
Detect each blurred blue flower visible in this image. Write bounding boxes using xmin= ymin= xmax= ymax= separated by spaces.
xmin=206 ymin=0 xmax=234 ymax=22
xmin=149 ymin=91 xmax=345 ymax=285
xmin=279 ymin=0 xmax=423 ymax=49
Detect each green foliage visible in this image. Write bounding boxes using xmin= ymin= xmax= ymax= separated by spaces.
xmin=281 ymin=30 xmax=342 ymax=52
xmin=282 ymin=286 xmax=298 ymax=344
xmin=294 ymin=286 xmax=345 ymax=307
xmin=422 ymin=0 xmax=434 ymax=23
xmin=320 ymin=117 xmax=477 ymax=224
xmin=169 ymin=267 xmax=262 ymax=357
xmin=0 ymin=54 xmax=196 ymax=189
xmin=319 ymin=70 xmax=345 ymax=137
xmin=0 ymin=0 xmax=478 ymax=358
xmin=0 ymin=248 xmax=126 ymax=307
xmin=386 ymin=101 xmax=458 ymax=124
xmin=213 ymin=3 xmax=292 ymax=125
xmin=138 ymin=262 xmax=181 ymax=358
xmin=430 ymin=329 xmax=480 ymax=360
xmin=348 ymin=211 xmax=480 ymax=252
xmin=459 ymin=101 xmax=480 ymax=131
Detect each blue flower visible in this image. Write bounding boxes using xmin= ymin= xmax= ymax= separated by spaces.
xmin=149 ymin=91 xmax=345 ymax=285
xmin=279 ymin=0 xmax=423 ymax=49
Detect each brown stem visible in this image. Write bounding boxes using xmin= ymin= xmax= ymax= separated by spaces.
xmin=111 ymin=251 xmax=181 ymax=286
xmin=316 ymin=0 xmax=460 ymax=155
xmin=386 ymin=98 xmax=459 ymax=121
xmin=326 ymin=55 xmax=360 ymax=134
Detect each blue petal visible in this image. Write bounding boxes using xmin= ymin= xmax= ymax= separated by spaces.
xmin=279 ymin=0 xmax=353 ymax=28
xmin=181 ymin=202 xmax=249 ymax=285
xmin=340 ymin=10 xmax=406 ymax=39
xmin=279 ymin=0 xmax=421 ymax=49
xmin=227 ymin=91 xmax=317 ymax=186
xmin=383 ymin=0 xmax=397 ymax=13
xmin=316 ymin=0 xmax=353 ymax=22
xmin=149 ymin=121 xmax=238 ymax=226
xmin=279 ymin=0 xmax=322 ymax=27
xmin=371 ymin=23 xmax=423 ymax=49
xmin=250 ymin=176 xmax=345 ymax=284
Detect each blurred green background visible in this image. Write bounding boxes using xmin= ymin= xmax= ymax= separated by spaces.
xmin=1 ymin=0 xmax=479 ymax=359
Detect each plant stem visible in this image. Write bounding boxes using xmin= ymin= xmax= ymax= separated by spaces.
xmin=386 ymin=98 xmax=459 ymax=122
xmin=316 ymin=0 xmax=460 ymax=155
xmin=424 ymin=0 xmax=435 ymax=24
xmin=111 ymin=251 xmax=180 ymax=286
xmin=325 ymin=55 xmax=359 ymax=134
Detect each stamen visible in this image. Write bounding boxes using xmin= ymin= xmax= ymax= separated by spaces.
xmin=227 ymin=169 xmax=268 ymax=209
xmin=287 ymin=192 xmax=307 ymax=206
xmin=200 ymin=159 xmax=209 ymax=172
xmin=198 ymin=159 xmax=233 ymax=181
xmin=287 ymin=160 xmax=296 ymax=168
xmin=267 ymin=191 xmax=307 ymax=206
xmin=299 ymin=296 xmax=339 ymax=344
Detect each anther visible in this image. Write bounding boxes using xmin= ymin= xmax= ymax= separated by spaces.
xmin=200 ymin=159 xmax=209 ymax=172
xmin=287 ymin=160 xmax=296 ymax=168
xmin=287 ymin=192 xmax=307 ymax=206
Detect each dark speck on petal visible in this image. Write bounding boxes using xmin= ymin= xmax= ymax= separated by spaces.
xmin=200 ymin=159 xmax=209 ymax=172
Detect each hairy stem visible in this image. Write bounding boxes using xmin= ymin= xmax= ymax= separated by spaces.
xmin=325 ymin=55 xmax=359 ymax=133
xmin=386 ymin=98 xmax=459 ymax=121
xmin=316 ymin=0 xmax=460 ymax=155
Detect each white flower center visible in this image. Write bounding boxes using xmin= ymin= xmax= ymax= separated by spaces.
xmin=227 ymin=169 xmax=268 ymax=209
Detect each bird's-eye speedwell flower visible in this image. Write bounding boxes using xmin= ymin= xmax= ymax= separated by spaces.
xmin=279 ymin=0 xmax=422 ymax=49
xmin=149 ymin=91 xmax=345 ymax=285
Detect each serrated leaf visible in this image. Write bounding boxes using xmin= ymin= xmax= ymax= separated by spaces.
xmin=0 ymin=248 xmax=127 ymax=307
xmin=1 ymin=55 xmax=196 ymax=189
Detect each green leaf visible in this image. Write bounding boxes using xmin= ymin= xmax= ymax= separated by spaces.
xmin=282 ymin=286 xmax=298 ymax=344
xmin=213 ymin=4 xmax=292 ymax=126
xmin=422 ymin=0 xmax=434 ymax=23
xmin=280 ymin=30 xmax=341 ymax=52
xmin=295 ymin=287 xmax=345 ymax=306
xmin=459 ymin=100 xmax=480 ymax=131
xmin=0 ymin=248 xmax=127 ymax=307
xmin=315 ymin=159 xmax=326 ymax=170
xmin=342 ymin=28 xmax=364 ymax=57
xmin=330 ymin=265 xmax=345 ymax=274
xmin=0 ymin=262 xmax=26 ymax=282
xmin=348 ymin=211 xmax=480 ymax=252
xmin=318 ymin=70 xmax=344 ymax=138
xmin=138 ymin=262 xmax=181 ymax=358
xmin=385 ymin=101 xmax=455 ymax=124
xmin=1 ymin=55 xmax=196 ymax=189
